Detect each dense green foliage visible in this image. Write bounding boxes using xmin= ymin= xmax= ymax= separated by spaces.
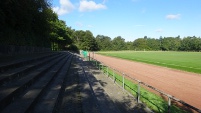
xmin=73 ymin=30 xmax=98 ymax=51
xmin=0 ymin=0 xmax=53 ymax=47
xmin=98 ymin=51 xmax=201 ymax=74
xmin=49 ymin=19 xmax=73 ymax=50
xmin=96 ymin=35 xmax=201 ymax=51
xmin=95 ymin=35 xmax=112 ymax=51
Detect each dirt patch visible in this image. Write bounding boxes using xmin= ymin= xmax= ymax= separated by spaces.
xmin=93 ymin=54 xmax=201 ymax=110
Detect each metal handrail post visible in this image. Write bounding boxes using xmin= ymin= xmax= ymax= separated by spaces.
xmin=168 ymin=96 xmax=171 ymax=113
xmin=137 ymin=81 xmax=141 ymax=103
xmin=113 ymin=69 xmax=115 ymax=83
xmin=123 ymin=73 xmax=125 ymax=91
xmin=107 ymin=66 xmax=109 ymax=77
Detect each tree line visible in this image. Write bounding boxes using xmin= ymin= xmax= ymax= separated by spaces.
xmin=96 ymin=35 xmax=201 ymax=51
xmin=1 ymin=0 xmax=200 ymax=52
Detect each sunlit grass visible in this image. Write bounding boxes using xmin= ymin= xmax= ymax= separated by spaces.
xmin=98 ymin=51 xmax=201 ymax=74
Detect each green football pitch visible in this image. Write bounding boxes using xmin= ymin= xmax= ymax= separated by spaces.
xmin=98 ymin=51 xmax=201 ymax=74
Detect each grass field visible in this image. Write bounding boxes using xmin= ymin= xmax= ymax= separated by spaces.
xmin=98 ymin=51 xmax=201 ymax=74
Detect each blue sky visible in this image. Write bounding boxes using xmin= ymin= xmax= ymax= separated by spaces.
xmin=52 ymin=0 xmax=201 ymax=41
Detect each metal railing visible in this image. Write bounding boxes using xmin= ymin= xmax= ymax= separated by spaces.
xmin=89 ymin=56 xmax=201 ymax=113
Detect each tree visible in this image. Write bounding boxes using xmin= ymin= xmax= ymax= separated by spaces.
xmin=190 ymin=36 xmax=201 ymax=51
xmin=0 ymin=0 xmax=53 ymax=47
xmin=95 ymin=35 xmax=112 ymax=51
xmin=49 ymin=16 xmax=73 ymax=50
xmin=180 ymin=36 xmax=201 ymax=51
xmin=112 ymin=36 xmax=126 ymax=50
xmin=133 ymin=38 xmax=149 ymax=51
xmin=160 ymin=37 xmax=181 ymax=51
xmin=146 ymin=38 xmax=160 ymax=50
xmin=73 ymin=30 xmax=98 ymax=51
xmin=125 ymin=41 xmax=134 ymax=50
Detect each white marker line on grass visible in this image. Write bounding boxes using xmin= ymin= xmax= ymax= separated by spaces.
xmin=132 ymin=58 xmax=201 ymax=70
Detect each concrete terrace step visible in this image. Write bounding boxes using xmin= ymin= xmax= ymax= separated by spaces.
xmin=58 ymin=55 xmax=101 ymax=113
xmin=0 ymin=53 xmax=63 ymax=85
xmin=58 ymin=56 xmax=84 ymax=113
xmin=31 ymin=54 xmax=73 ymax=113
xmin=0 ymin=52 xmax=60 ymax=74
xmin=1 ymin=52 xmax=73 ymax=113
xmin=0 ymin=53 xmax=68 ymax=111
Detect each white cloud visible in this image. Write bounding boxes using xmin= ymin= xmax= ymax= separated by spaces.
xmin=166 ymin=14 xmax=181 ymax=20
xmin=53 ymin=0 xmax=74 ymax=15
xmin=79 ymin=0 xmax=107 ymax=12
xmin=155 ymin=29 xmax=163 ymax=32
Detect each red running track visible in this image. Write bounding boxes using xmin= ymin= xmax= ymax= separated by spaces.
xmin=93 ymin=53 xmax=201 ymax=110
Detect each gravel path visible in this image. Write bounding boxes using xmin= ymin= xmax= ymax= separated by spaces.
xmin=93 ymin=54 xmax=201 ymax=110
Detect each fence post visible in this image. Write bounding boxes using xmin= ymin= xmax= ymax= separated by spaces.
xmin=107 ymin=66 xmax=109 ymax=77
xmin=101 ymin=64 xmax=103 ymax=74
xmin=89 ymin=52 xmax=90 ymax=61
xmin=90 ymin=57 xmax=92 ymax=64
xmin=123 ymin=73 xmax=125 ymax=91
xmin=137 ymin=81 xmax=141 ymax=103
xmin=113 ymin=69 xmax=115 ymax=83
xmin=168 ymin=96 xmax=171 ymax=113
